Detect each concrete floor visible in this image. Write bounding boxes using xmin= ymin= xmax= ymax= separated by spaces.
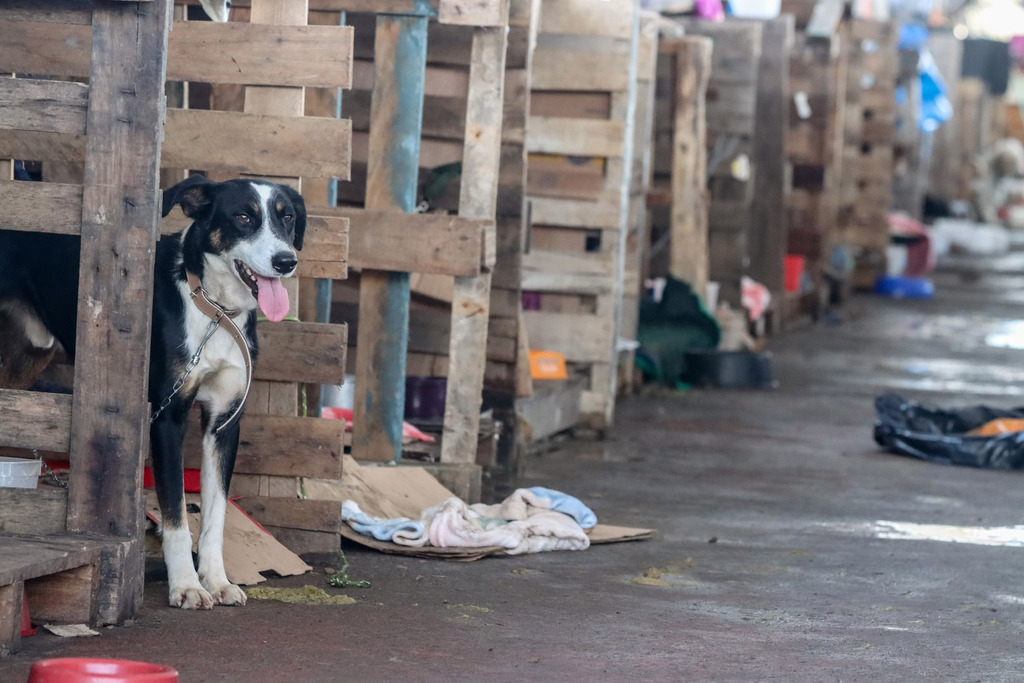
xmin=7 ymin=257 xmax=1024 ymax=681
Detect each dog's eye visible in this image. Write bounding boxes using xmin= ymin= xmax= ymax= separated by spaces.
xmin=235 ymin=214 xmax=250 ymax=224
xmin=283 ymin=214 xmax=294 ymax=223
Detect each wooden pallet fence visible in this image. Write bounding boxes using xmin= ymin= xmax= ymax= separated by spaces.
xmin=0 ymin=0 xmax=170 ymax=644
xmin=837 ymin=18 xmax=898 ymax=288
xmin=521 ymin=0 xmax=642 ymax=432
xmin=307 ymin=0 xmax=507 ymax=505
xmin=675 ymin=19 xmax=763 ymax=309
xmin=782 ymin=6 xmax=847 ymax=325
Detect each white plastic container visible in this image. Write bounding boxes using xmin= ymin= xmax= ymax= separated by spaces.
xmin=729 ymin=0 xmax=781 ymax=19
xmin=0 ymin=456 xmax=42 ymax=489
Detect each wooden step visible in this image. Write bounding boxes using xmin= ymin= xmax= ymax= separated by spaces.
xmin=0 ymin=533 xmax=104 ymax=656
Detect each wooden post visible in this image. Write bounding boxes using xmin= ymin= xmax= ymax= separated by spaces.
xmin=668 ymin=37 xmax=712 ymax=297
xmin=748 ymin=16 xmax=793 ymax=310
xmin=67 ymin=0 xmax=170 ymax=625
xmin=440 ymin=24 xmax=507 ymax=464
xmin=352 ymin=14 xmax=428 ymax=462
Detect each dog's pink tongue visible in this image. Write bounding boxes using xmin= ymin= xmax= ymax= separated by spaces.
xmin=256 ymin=275 xmax=289 ymax=322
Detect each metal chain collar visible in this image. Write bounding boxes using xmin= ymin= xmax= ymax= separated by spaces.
xmin=33 ymin=449 xmax=68 ymax=489
xmin=150 ymin=316 xmax=220 ymax=424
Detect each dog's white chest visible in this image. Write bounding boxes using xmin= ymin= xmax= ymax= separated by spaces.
xmin=178 ymin=282 xmax=252 ymax=397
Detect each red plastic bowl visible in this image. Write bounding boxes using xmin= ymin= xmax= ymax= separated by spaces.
xmin=28 ymin=658 xmax=178 ymax=683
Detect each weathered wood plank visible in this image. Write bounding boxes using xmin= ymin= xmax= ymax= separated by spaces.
xmin=521 ymin=249 xmax=616 ymax=294
xmin=182 ymin=414 xmax=344 ymax=478
xmin=0 ymin=487 xmax=68 ymax=535
xmin=0 ymin=181 xmax=83 ymax=235
xmin=538 ymin=0 xmax=633 ymax=39
xmin=442 ymin=23 xmax=507 ymax=465
xmin=0 ymin=535 xmax=102 ymax=588
xmin=523 ymin=311 xmax=613 ymax=363
xmin=528 ymin=196 xmax=620 ymax=230
xmin=67 ymin=0 xmax=170 ymax=626
xmin=162 ymin=109 xmax=351 ymax=179
xmin=168 ymin=22 xmax=353 ymax=89
xmin=0 ymin=1 xmax=94 ymax=26
xmin=0 ymin=390 xmax=72 ymax=453
xmin=256 ymin=322 xmax=348 ymax=385
xmin=0 ymin=22 xmax=92 ymax=79
xmin=526 ymin=117 xmax=625 ymax=157
xmin=530 ymin=47 xmax=630 ymax=92
xmin=25 ymin=563 xmax=98 ymax=625
xmin=439 ymin=0 xmax=508 ymax=26
xmin=667 ymin=38 xmax=712 ymax=296
xmin=0 ymin=79 xmax=88 ymax=136
xmin=0 ymin=581 xmax=23 ymax=656
xmin=236 ymin=497 xmax=344 ymax=533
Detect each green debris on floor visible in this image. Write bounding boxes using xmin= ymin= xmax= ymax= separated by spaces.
xmin=244 ymin=585 xmax=356 ymax=605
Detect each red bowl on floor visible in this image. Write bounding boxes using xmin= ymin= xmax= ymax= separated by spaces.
xmin=28 ymin=658 xmax=178 ymax=683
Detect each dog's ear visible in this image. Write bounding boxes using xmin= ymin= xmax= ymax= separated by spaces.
xmin=162 ymin=175 xmax=217 ymax=218
xmin=281 ymin=185 xmax=307 ymax=250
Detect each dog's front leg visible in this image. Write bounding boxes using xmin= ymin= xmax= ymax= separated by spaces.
xmin=197 ymin=396 xmax=247 ymax=606
xmin=152 ymin=413 xmax=214 ymax=610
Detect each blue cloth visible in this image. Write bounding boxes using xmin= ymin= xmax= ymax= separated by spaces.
xmin=527 ymin=487 xmax=598 ymax=529
xmin=341 ymin=502 xmax=425 ymax=542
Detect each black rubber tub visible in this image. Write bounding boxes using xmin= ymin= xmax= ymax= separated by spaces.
xmin=682 ymin=350 xmax=776 ymax=389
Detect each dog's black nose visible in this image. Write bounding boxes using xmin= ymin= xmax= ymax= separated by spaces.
xmin=271 ymin=252 xmax=298 ymax=275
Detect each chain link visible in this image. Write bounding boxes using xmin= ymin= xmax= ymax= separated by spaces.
xmin=150 ymin=317 xmax=221 ymax=424
xmin=33 ymin=449 xmax=68 ymax=489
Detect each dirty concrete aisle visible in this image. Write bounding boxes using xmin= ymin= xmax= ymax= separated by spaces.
xmin=7 ymin=262 xmax=1024 ymax=681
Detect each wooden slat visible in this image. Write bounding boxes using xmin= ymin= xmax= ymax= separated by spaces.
xmin=0 ymin=488 xmax=68 ymax=535
xmin=0 ymin=130 xmax=86 ymax=165
xmin=528 ymin=196 xmax=620 ymax=230
xmin=530 ymin=48 xmax=630 ymax=92
xmin=168 ymin=22 xmax=353 ymax=89
xmin=352 ymin=60 xmax=469 ymax=99
xmin=0 ymin=181 xmax=83 ymax=235
xmin=183 ymin=414 xmax=344 ymax=479
xmin=441 ymin=22 xmax=507 ymax=466
xmin=0 ymin=22 xmax=91 ymax=79
xmin=522 ymin=250 xmax=616 ymax=294
xmin=326 ymin=208 xmax=488 ymax=276
xmin=538 ymin=0 xmax=633 ymax=39
xmin=235 ymin=497 xmax=343 ymax=533
xmin=256 ymin=321 xmax=348 ymax=384
xmin=523 ymin=311 xmax=613 ymax=363
xmin=0 ymin=1 xmax=94 ymax=26
xmin=439 ymin=0 xmax=508 ymax=26
xmin=0 ymin=390 xmax=72 ymax=453
xmin=0 ymin=79 xmax=88 ymax=136
xmin=162 ymin=109 xmax=351 ymax=179
xmin=527 ymin=117 xmax=625 ymax=157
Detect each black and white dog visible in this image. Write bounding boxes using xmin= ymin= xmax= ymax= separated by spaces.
xmin=0 ymin=175 xmax=305 ymax=609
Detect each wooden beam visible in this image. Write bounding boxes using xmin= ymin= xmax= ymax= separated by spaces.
xmin=0 ymin=488 xmax=68 ymax=535
xmin=523 ymin=311 xmax=614 ymax=363
xmin=442 ymin=23 xmax=508 ymax=465
xmin=162 ymin=109 xmax=351 ymax=179
xmin=530 ymin=47 xmax=631 ymax=92
xmin=66 ymin=0 xmax=170 ymax=625
xmin=0 ymin=390 xmax=72 ymax=453
xmin=352 ymin=15 xmax=427 ymax=463
xmin=439 ymin=0 xmax=508 ymax=26
xmin=747 ymin=16 xmax=793 ymax=305
xmin=667 ymin=38 xmax=712 ymax=294
xmin=168 ymin=22 xmax=353 ymax=89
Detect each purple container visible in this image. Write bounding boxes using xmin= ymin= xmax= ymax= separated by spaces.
xmin=405 ymin=376 xmax=447 ymax=420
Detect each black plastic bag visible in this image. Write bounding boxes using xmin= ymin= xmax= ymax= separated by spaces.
xmin=874 ymin=393 xmax=1024 ymax=469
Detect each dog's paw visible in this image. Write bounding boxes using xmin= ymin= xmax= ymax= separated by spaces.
xmin=208 ymin=582 xmax=247 ymax=607
xmin=169 ymin=584 xmax=215 ymax=610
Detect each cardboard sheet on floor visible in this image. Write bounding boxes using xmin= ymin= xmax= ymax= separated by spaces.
xmin=306 ymin=456 xmax=655 ymax=561
xmin=146 ymin=492 xmax=311 ymax=585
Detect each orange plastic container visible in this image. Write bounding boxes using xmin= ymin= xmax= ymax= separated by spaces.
xmin=784 ymin=255 xmax=805 ymax=293
xmin=529 ymin=350 xmax=568 ymax=380
xmin=28 ymin=658 xmax=179 ymax=683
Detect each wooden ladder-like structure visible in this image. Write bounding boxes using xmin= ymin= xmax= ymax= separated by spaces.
xmin=0 ymin=0 xmax=170 ymax=653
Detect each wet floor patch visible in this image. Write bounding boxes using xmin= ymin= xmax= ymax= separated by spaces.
xmin=830 ymin=520 xmax=1024 ymax=548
